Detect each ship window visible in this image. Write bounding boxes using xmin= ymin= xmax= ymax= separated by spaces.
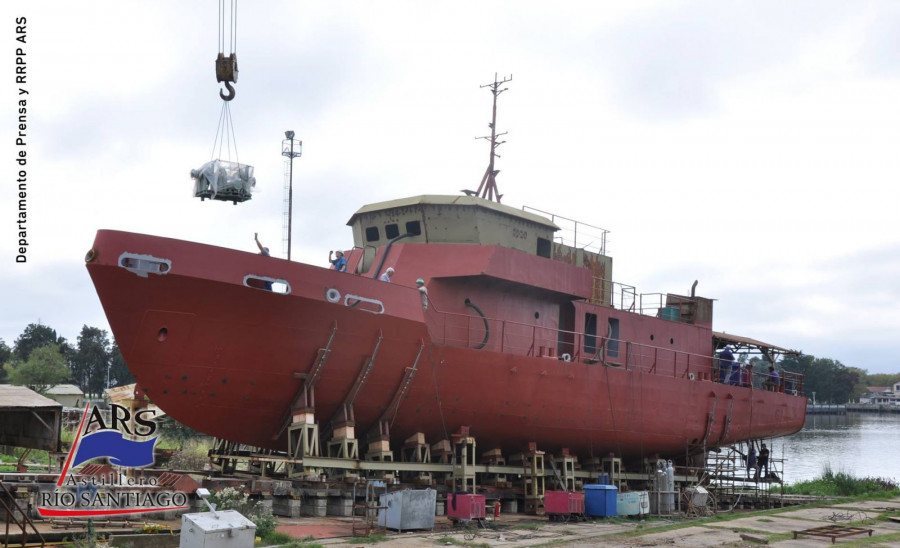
xmin=584 ymin=313 xmax=598 ymax=354
xmin=607 ymin=318 xmax=620 ymax=358
xmin=365 ymin=226 xmax=380 ymax=242
xmin=537 ymin=237 xmax=552 ymax=258
xmin=385 ymin=223 xmax=400 ymax=239
xmin=405 ymin=220 xmax=422 ymax=236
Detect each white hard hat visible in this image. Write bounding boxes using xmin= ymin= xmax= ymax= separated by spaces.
xmin=386 ymin=267 xmax=394 ymax=273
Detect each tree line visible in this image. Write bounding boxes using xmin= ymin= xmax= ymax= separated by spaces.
xmin=741 ymin=354 xmax=897 ymax=405
xmin=1 ymin=323 xmax=133 ymax=397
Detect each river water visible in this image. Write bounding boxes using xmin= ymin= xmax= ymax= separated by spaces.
xmin=767 ymin=412 xmax=900 ymax=485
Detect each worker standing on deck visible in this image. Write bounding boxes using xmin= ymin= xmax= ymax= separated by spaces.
xmin=717 ymin=346 xmax=735 ymax=384
xmin=764 ymin=366 xmax=782 ymax=391
xmin=329 ymin=250 xmax=348 ymax=272
xmin=416 ymin=278 xmax=428 ymax=310
xmin=741 ymin=363 xmax=752 ymax=387
xmin=380 ymin=267 xmax=394 ymax=282
xmin=730 ymin=360 xmax=742 ymax=386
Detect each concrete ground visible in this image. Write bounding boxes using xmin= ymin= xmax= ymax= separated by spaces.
xmin=272 ymin=496 xmax=900 ymax=547
xmin=21 ymin=497 xmax=899 ymax=548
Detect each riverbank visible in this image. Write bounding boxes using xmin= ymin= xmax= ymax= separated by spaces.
xmin=807 ymin=403 xmax=900 ymax=414
xmin=277 ymin=495 xmax=900 ymax=547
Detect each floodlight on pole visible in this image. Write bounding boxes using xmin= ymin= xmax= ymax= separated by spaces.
xmin=281 ymin=131 xmax=302 ymax=260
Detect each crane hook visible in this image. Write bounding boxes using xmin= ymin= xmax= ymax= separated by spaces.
xmin=219 ymin=81 xmax=236 ymax=101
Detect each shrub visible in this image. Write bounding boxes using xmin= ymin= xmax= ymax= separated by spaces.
xmin=208 ymin=487 xmax=277 ymax=538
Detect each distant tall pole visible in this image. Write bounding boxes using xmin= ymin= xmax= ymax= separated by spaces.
xmin=282 ymin=131 xmax=302 ymax=260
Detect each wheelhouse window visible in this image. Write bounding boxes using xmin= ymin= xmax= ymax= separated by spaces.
xmin=537 ymin=237 xmax=552 ymax=258
xmin=405 ymin=220 xmax=422 ymax=236
xmin=365 ymin=226 xmax=380 ymax=242
xmin=385 ymin=223 xmax=400 ymax=239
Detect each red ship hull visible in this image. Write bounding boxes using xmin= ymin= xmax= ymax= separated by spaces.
xmin=87 ymin=229 xmax=806 ymax=460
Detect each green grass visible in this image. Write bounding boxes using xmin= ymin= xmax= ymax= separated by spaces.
xmin=256 ymin=531 xmax=293 ymax=545
xmin=345 ymin=533 xmax=387 ymax=544
xmin=782 ymin=468 xmax=900 ymax=497
xmin=280 ymin=540 xmax=324 ymax=548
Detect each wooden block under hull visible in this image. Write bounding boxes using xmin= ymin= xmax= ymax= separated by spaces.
xmin=333 ymin=425 xmax=355 ymax=439
xmin=292 ymin=412 xmax=315 ymax=424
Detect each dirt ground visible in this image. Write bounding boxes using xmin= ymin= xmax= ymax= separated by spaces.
xmin=273 ymin=496 xmax=900 ymax=547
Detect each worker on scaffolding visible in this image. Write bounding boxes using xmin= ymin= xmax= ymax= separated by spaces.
xmin=755 ymin=443 xmax=770 ymax=481
xmin=746 ymin=445 xmax=757 ymax=479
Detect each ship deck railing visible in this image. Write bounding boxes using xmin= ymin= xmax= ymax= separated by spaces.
xmin=522 ymin=205 xmax=609 ymax=256
xmin=590 ymin=277 xmax=694 ymax=319
xmin=425 ymin=307 xmax=803 ymax=395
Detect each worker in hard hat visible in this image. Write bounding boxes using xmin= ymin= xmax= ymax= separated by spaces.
xmin=380 ymin=267 xmax=394 ymax=282
xmin=416 ymin=278 xmax=428 ymax=310
xmin=329 ymin=250 xmax=347 ymax=272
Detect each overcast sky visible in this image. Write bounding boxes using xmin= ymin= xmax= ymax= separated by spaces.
xmin=2 ymin=1 xmax=899 ymax=374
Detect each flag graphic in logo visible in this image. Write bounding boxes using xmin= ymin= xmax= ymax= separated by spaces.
xmin=71 ymin=430 xmax=157 ymax=467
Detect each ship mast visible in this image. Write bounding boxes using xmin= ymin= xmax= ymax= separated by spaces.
xmin=472 ymin=73 xmax=512 ymax=203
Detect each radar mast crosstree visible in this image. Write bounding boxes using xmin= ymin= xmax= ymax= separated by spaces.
xmin=469 ymin=73 xmax=512 ymax=203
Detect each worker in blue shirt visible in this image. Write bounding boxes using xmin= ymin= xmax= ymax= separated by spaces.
xmin=765 ymin=366 xmax=782 ymax=391
xmin=717 ymin=346 xmax=735 ymax=384
xmin=329 ymin=250 xmax=348 ymax=272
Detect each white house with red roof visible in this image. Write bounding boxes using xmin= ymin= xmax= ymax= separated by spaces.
xmin=860 ymin=384 xmax=899 ymax=405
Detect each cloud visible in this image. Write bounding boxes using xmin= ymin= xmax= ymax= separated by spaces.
xmin=3 ymin=0 xmax=900 ymax=378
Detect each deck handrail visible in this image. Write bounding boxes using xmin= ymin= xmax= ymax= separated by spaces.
xmin=422 ymin=306 xmax=803 ymax=395
xmin=522 ymin=205 xmax=610 ymax=255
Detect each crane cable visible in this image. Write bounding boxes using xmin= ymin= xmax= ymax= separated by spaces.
xmin=219 ymin=0 xmax=237 ymax=57
xmin=216 ymin=0 xmax=238 ymax=101
xmin=211 ymin=0 xmax=239 ymax=161
xmin=210 ymin=101 xmax=240 ymax=165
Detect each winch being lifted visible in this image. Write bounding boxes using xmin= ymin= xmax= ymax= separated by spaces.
xmin=192 ymin=0 xmax=255 ymax=205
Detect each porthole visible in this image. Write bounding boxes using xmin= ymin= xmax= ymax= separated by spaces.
xmin=325 ymin=288 xmax=341 ymax=303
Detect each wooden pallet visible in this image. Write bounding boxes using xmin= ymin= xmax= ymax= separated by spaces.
xmin=792 ymin=525 xmax=873 ymax=543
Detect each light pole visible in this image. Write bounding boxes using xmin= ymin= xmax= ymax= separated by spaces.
xmin=281 ymin=131 xmax=302 ymax=260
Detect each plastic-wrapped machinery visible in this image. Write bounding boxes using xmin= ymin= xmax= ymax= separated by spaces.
xmin=191 ymin=159 xmax=255 ymax=204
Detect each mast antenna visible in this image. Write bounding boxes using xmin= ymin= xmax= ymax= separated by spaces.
xmin=469 ymin=73 xmax=512 ymax=203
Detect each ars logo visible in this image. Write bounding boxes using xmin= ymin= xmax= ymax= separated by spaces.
xmin=37 ymin=402 xmax=190 ymax=517
xmin=67 ymin=403 xmax=159 ymax=468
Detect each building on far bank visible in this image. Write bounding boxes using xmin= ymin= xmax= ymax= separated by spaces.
xmin=859 ymin=385 xmax=899 ymax=405
xmin=44 ymin=384 xmax=85 ymax=408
